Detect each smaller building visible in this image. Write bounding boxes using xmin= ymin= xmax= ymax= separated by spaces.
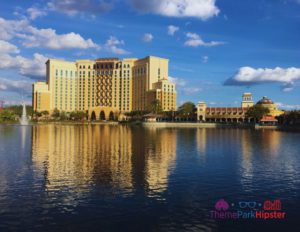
xmin=143 ymin=113 xmax=165 ymax=122
xmin=256 ymin=96 xmax=284 ymax=117
xmin=32 ymin=82 xmax=51 ymax=112
xmin=260 ymin=116 xmax=278 ymax=125
xmin=197 ymin=93 xmax=254 ymax=122
xmin=146 ymin=78 xmax=176 ymax=112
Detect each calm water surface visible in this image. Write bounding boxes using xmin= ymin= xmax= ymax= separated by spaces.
xmin=0 ymin=125 xmax=299 ymax=231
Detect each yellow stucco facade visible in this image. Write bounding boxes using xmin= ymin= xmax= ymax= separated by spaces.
xmin=256 ymin=96 xmax=284 ymax=117
xmin=33 ymin=56 xmax=177 ymax=118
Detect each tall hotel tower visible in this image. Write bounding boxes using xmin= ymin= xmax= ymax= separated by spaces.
xmin=32 ymin=56 xmax=176 ymax=119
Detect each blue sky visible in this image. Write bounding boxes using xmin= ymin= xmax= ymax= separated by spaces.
xmin=0 ymin=0 xmax=300 ymax=109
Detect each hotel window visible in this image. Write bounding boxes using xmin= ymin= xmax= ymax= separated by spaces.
xmin=61 ymin=70 xmax=63 ymax=76
xmin=66 ymin=70 xmax=68 ymax=77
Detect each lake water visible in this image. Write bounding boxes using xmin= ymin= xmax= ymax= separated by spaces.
xmin=0 ymin=124 xmax=299 ymax=231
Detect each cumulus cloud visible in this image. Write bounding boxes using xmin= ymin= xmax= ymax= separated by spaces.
xmin=142 ymin=33 xmax=154 ymax=42
xmin=0 ymin=17 xmax=99 ymax=50
xmin=0 ymin=50 xmax=47 ymax=79
xmin=0 ymin=17 xmax=29 ymax=40
xmin=104 ymin=36 xmax=129 ymax=54
xmin=20 ymin=27 xmax=100 ymax=50
xmin=276 ymin=102 xmax=300 ymax=110
xmin=0 ymin=77 xmax=32 ymax=94
xmin=169 ymin=76 xmax=186 ymax=87
xmin=47 ymin=0 xmax=113 ymax=16
xmin=169 ymin=76 xmax=201 ymax=95
xmin=184 ymin=32 xmax=224 ymax=47
xmin=0 ymin=40 xmax=20 ymax=54
xmin=130 ymin=0 xmax=219 ymax=20
xmin=26 ymin=7 xmax=47 ymax=20
xmin=168 ymin=25 xmax=179 ymax=35
xmin=224 ymin=66 xmax=300 ymax=91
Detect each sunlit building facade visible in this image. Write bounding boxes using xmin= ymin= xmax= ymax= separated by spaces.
xmin=197 ymin=93 xmax=284 ymax=122
xmin=32 ymin=56 xmax=177 ymax=119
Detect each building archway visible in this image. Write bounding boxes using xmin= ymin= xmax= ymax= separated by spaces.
xmin=91 ymin=111 xmax=96 ymax=121
xmin=109 ymin=111 xmax=114 ymax=121
xmin=100 ymin=111 xmax=106 ymax=120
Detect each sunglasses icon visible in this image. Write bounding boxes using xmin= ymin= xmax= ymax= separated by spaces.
xmin=239 ymin=201 xmax=257 ymax=208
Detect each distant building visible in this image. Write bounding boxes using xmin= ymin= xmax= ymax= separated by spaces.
xmin=197 ymin=93 xmax=254 ymax=123
xmin=32 ymin=56 xmax=177 ymax=119
xmin=197 ymin=93 xmax=283 ymax=123
xmin=256 ymin=96 xmax=284 ymax=117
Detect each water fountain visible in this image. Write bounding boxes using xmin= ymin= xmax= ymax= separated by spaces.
xmin=19 ymin=102 xmax=29 ymax=125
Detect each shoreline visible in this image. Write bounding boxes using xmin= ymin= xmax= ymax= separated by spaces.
xmin=1 ymin=121 xmax=300 ymax=131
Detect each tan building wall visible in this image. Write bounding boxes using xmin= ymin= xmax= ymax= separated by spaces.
xmin=46 ymin=59 xmax=77 ymax=112
xmin=33 ymin=56 xmax=176 ymax=116
xmin=132 ymin=56 xmax=169 ymax=111
xmin=151 ymin=79 xmax=176 ymax=111
xmin=32 ymin=82 xmax=51 ymax=112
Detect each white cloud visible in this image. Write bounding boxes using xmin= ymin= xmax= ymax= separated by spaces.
xmin=167 ymin=25 xmax=179 ymax=35
xmin=21 ymin=27 xmax=100 ymax=50
xmin=104 ymin=36 xmax=129 ymax=54
xmin=0 ymin=40 xmax=20 ymax=54
xmin=0 ymin=17 xmax=29 ymax=40
xmin=202 ymin=55 xmax=209 ymax=63
xmin=27 ymin=7 xmax=47 ymax=20
xmin=130 ymin=0 xmax=219 ymax=20
xmin=47 ymin=0 xmax=113 ymax=16
xmin=0 ymin=77 xmax=32 ymax=94
xmin=0 ymin=17 xmax=100 ymax=50
xmin=0 ymin=51 xmax=47 ymax=79
xmin=169 ymin=76 xmax=186 ymax=87
xmin=184 ymin=32 xmax=225 ymax=47
xmin=185 ymin=32 xmax=225 ymax=47
xmin=143 ymin=33 xmax=154 ymax=42
xmin=224 ymin=66 xmax=300 ymax=91
xmin=276 ymin=102 xmax=300 ymax=110
xmin=183 ymin=87 xmax=202 ymax=94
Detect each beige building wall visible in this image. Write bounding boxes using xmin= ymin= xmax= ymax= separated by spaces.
xmin=76 ymin=60 xmax=96 ymax=112
xmin=33 ymin=56 xmax=176 ymax=115
xmin=149 ymin=79 xmax=176 ymax=111
xmin=32 ymin=82 xmax=51 ymax=112
xmin=132 ymin=56 xmax=169 ymax=111
xmin=46 ymin=59 xmax=77 ymax=112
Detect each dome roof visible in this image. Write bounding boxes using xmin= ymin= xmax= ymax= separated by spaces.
xmin=257 ymin=96 xmax=274 ymax=104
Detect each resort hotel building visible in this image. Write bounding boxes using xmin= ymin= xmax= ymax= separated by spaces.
xmin=197 ymin=93 xmax=284 ymax=123
xmin=32 ymin=56 xmax=176 ymax=120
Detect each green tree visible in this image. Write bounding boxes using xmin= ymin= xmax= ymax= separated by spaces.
xmin=177 ymin=101 xmax=196 ymax=120
xmin=60 ymin=111 xmax=67 ymax=120
xmin=149 ymin=99 xmax=162 ymax=114
xmin=52 ymin=108 xmax=60 ymax=119
xmin=246 ymin=105 xmax=270 ymax=123
xmin=284 ymin=110 xmax=300 ymax=125
xmin=70 ymin=111 xmax=86 ymax=121
xmin=0 ymin=109 xmax=16 ymax=122
xmin=41 ymin=110 xmax=49 ymax=116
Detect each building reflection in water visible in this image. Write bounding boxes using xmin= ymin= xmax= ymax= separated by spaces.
xmin=196 ymin=128 xmax=206 ymax=156
xmin=239 ymin=129 xmax=282 ymax=192
xmin=143 ymin=128 xmax=177 ymax=197
xmin=31 ymin=125 xmax=177 ymax=202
